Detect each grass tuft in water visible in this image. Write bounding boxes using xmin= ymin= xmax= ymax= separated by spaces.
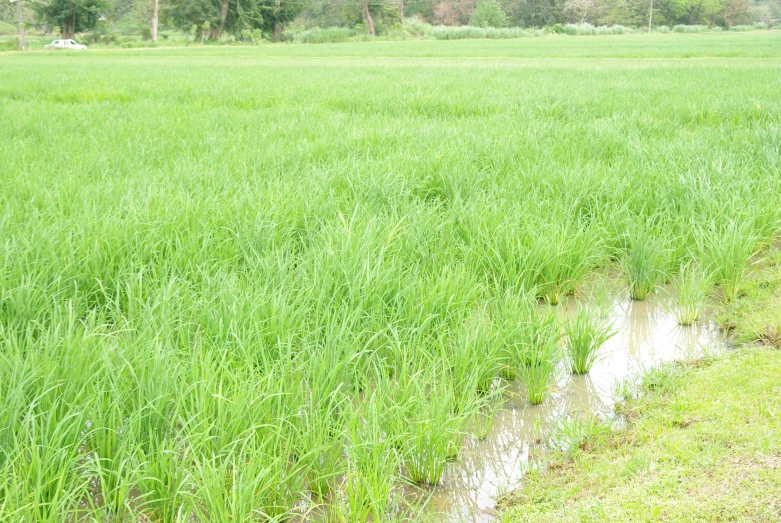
xmin=564 ymin=307 xmax=616 ymax=374
xmin=698 ymin=220 xmax=758 ymax=302
xmin=622 ymin=227 xmax=665 ymax=301
xmin=670 ymin=263 xmax=712 ymax=325
xmin=519 ymin=311 xmax=562 ymax=405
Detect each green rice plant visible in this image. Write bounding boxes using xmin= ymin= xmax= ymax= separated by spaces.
xmin=488 ymin=285 xmax=543 ymax=380
xmin=400 ymin=371 xmax=480 ymax=485
xmin=289 ymin=351 xmax=350 ymax=500
xmin=564 ymin=307 xmax=616 ymax=374
xmin=698 ymin=220 xmax=758 ymax=302
xmin=443 ymin=306 xmax=502 ymax=411
xmin=135 ymin=437 xmax=193 ymax=522
xmin=85 ymin=421 xmax=139 ymax=519
xmin=471 ymin=393 xmax=505 ymax=440
xmin=582 ymin=275 xmax=615 ymax=319
xmin=519 ymin=311 xmax=562 ymax=405
xmin=340 ymin=392 xmax=406 ymax=523
xmin=657 ymin=218 xmax=693 ymax=284
xmin=525 ymin=220 xmax=605 ymax=305
xmin=522 ymin=344 xmax=561 ymax=406
xmin=294 ymin=396 xmax=347 ymax=500
xmin=191 ymin=446 xmax=297 ymax=523
xmin=622 ymin=227 xmax=665 ymax=300
xmin=669 ymin=263 xmax=712 ymax=325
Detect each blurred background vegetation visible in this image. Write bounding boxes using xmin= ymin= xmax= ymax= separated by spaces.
xmin=1 ymin=0 xmax=780 ymax=50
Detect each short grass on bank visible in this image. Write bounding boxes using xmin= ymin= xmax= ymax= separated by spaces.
xmin=499 ymin=272 xmax=781 ymax=523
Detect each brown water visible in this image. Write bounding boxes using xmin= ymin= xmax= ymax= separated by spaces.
xmin=420 ymin=291 xmax=725 ymax=522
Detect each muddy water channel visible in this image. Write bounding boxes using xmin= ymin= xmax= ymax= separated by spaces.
xmin=421 ymin=291 xmax=725 ymax=522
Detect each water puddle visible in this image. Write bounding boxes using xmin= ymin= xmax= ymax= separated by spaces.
xmin=420 ymin=290 xmax=726 ymax=522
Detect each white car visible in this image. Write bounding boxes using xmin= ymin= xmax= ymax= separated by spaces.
xmin=45 ymin=39 xmax=87 ymax=50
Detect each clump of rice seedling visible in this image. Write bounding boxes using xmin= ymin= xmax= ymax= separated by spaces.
xmin=622 ymin=227 xmax=664 ymax=300
xmin=490 ymin=285 xmax=538 ymax=380
xmin=471 ymin=389 xmax=505 ymax=440
xmin=444 ymin=306 xmax=502 ymax=410
xmin=294 ymin=391 xmax=347 ymax=500
xmin=584 ymin=275 xmax=616 ymax=319
xmin=399 ymin=372 xmax=480 ymax=485
xmin=526 ymin=219 xmax=604 ymax=305
xmin=339 ymin=392 xmax=405 ymax=522
xmin=698 ymin=220 xmax=757 ymax=302
xmin=669 ymin=263 xmax=712 ymax=325
xmin=191 ymin=445 xmax=299 ymax=523
xmin=564 ymin=307 xmax=616 ymax=374
xmin=135 ymin=437 xmax=193 ymax=522
xmin=519 ymin=310 xmax=562 ymax=405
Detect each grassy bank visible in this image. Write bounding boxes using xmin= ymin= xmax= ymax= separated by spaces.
xmin=499 ymin=261 xmax=781 ymax=522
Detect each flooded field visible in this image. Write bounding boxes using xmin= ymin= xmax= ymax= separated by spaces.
xmin=2 ymin=35 xmax=777 ymax=522
xmin=421 ymin=290 xmax=725 ymax=522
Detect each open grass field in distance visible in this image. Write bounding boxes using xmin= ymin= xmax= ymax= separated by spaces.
xmin=1 ymin=32 xmax=780 ymax=521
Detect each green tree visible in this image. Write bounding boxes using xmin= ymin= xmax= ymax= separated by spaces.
xmin=653 ymin=0 xmax=690 ymax=24
xmin=472 ymin=0 xmax=508 ymax=26
xmin=259 ymin=0 xmax=304 ymax=39
xmin=688 ymin=0 xmax=724 ymax=24
xmin=169 ymin=0 xmax=266 ymax=40
xmin=33 ymin=0 xmax=109 ymax=38
xmin=169 ymin=0 xmax=216 ymax=38
xmin=508 ymin=0 xmax=565 ymax=27
xmin=563 ymin=0 xmax=594 ymax=22
xmin=721 ymin=0 xmax=750 ymax=24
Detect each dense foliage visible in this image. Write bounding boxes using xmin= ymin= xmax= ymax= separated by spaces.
xmin=473 ymin=0 xmax=510 ymax=27
xmin=31 ymin=0 xmax=109 ymax=37
xmin=296 ymin=0 xmax=779 ymax=31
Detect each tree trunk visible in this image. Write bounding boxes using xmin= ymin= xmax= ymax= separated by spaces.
xmin=62 ymin=15 xmax=75 ymax=39
xmin=151 ymin=0 xmax=158 ymax=42
xmin=16 ymin=0 xmax=25 ymax=50
xmin=214 ymin=0 xmax=228 ymax=39
xmin=361 ymin=0 xmax=376 ymax=36
xmin=273 ymin=22 xmax=282 ymax=41
xmin=400 ymin=0 xmax=404 ymax=22
xmin=648 ymin=0 xmax=653 ymax=32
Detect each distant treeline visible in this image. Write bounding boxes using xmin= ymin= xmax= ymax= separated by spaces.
xmin=3 ymin=0 xmax=779 ymax=44
xmin=301 ymin=0 xmax=779 ymax=34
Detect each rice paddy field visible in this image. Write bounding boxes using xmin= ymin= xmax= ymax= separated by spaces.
xmin=1 ymin=31 xmax=781 ymax=522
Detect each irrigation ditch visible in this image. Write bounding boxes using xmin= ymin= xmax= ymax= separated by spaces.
xmin=406 ymin=286 xmax=726 ymax=522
